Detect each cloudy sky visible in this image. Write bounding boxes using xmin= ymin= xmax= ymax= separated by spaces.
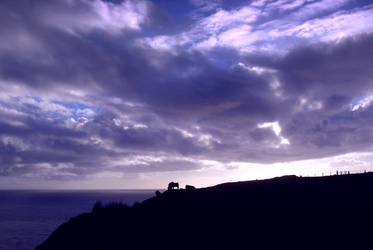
xmin=1 ymin=0 xmax=373 ymax=189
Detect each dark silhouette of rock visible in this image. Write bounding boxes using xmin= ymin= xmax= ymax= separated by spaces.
xmin=155 ymin=190 xmax=161 ymax=197
xmin=185 ymin=185 xmax=196 ymax=191
xmin=167 ymin=181 xmax=179 ymax=190
xmin=36 ymin=173 xmax=373 ymax=250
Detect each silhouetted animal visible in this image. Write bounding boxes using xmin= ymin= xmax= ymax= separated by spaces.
xmin=168 ymin=182 xmax=179 ymax=190
xmin=185 ymin=185 xmax=196 ymax=191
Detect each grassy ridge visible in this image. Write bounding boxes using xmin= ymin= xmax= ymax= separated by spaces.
xmin=36 ymin=173 xmax=373 ymax=250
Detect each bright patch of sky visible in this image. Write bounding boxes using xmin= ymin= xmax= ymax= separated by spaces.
xmin=0 ymin=95 xmax=99 ymax=121
xmin=351 ymin=95 xmax=373 ymax=111
xmin=258 ymin=121 xmax=290 ymax=146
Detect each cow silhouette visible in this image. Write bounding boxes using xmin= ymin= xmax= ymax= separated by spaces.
xmin=185 ymin=185 xmax=196 ymax=191
xmin=168 ymin=182 xmax=179 ymax=190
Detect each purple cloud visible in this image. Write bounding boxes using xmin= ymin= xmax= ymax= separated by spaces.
xmin=0 ymin=0 xmax=372 ymax=187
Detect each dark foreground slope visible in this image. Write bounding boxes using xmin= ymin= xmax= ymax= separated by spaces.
xmin=36 ymin=174 xmax=373 ymax=250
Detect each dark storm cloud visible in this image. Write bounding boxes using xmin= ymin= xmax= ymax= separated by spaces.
xmin=85 ymin=112 xmax=209 ymax=155
xmin=272 ymin=34 xmax=373 ymax=158
xmin=177 ymin=33 xmax=373 ymax=163
xmin=0 ymin=0 xmax=373 ymax=180
xmin=0 ymin=102 xmax=208 ymax=178
xmin=275 ymin=34 xmax=373 ymax=98
xmin=0 ymin=0 xmax=151 ymax=93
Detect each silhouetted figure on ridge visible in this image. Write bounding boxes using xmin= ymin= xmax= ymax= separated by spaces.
xmin=168 ymin=182 xmax=179 ymax=190
xmin=185 ymin=185 xmax=196 ymax=191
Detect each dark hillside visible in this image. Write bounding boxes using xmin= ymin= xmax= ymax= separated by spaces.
xmin=36 ymin=173 xmax=373 ymax=250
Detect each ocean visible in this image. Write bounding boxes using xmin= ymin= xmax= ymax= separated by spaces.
xmin=0 ymin=190 xmax=155 ymax=250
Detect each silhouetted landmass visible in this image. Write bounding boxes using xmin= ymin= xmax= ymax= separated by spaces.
xmin=36 ymin=173 xmax=373 ymax=250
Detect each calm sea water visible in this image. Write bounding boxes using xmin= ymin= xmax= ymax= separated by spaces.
xmin=0 ymin=190 xmax=155 ymax=250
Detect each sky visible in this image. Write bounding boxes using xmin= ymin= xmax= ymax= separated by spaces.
xmin=1 ymin=0 xmax=373 ymax=189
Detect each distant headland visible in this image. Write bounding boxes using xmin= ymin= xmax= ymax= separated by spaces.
xmin=36 ymin=173 xmax=373 ymax=250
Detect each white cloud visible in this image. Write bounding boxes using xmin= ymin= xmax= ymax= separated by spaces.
xmin=2 ymin=96 xmax=99 ymax=125
xmin=115 ymin=155 xmax=166 ymax=166
xmin=43 ymin=0 xmax=149 ymax=35
xmin=198 ymin=6 xmax=259 ymax=33
xmin=133 ymin=123 xmax=148 ymax=129
xmin=19 ymin=97 xmax=73 ymax=116
xmin=112 ymin=116 xmax=149 ymax=130
xmin=77 ymin=108 xmax=96 ymax=117
xmin=258 ymin=121 xmax=290 ymax=145
xmin=215 ymin=25 xmax=254 ymax=48
xmin=1 ymin=136 xmax=30 ymax=151
xmin=351 ymin=95 xmax=373 ymax=111
xmin=140 ymin=5 xmax=261 ymax=52
xmin=281 ymin=6 xmax=373 ymax=41
xmin=141 ymin=0 xmax=371 ymax=54
xmin=236 ymin=62 xmax=277 ymax=75
xmin=288 ymin=0 xmax=352 ymax=21
xmin=198 ymin=134 xmax=221 ymax=146
xmin=176 ymin=128 xmax=195 ymax=138
xmin=139 ymin=34 xmax=191 ymax=54
xmin=258 ymin=121 xmax=282 ymax=136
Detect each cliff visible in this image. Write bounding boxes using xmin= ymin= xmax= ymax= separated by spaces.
xmin=36 ymin=173 xmax=373 ymax=250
